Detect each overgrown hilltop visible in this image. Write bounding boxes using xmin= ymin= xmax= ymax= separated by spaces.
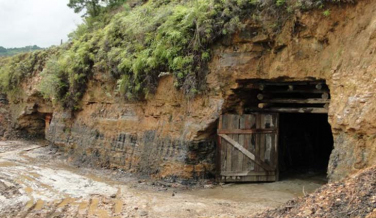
xmin=0 ymin=48 xmax=57 ymax=95
xmin=0 ymin=0 xmax=355 ymax=110
xmin=0 ymin=45 xmax=43 ymax=57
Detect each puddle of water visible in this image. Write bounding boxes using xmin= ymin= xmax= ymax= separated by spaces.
xmin=34 ymin=199 xmax=44 ymax=210
xmin=79 ymin=201 xmax=89 ymax=211
xmin=58 ymin=197 xmax=75 ymax=208
xmin=186 ymin=179 xmax=323 ymax=204
xmin=28 ymin=172 xmax=41 ymax=178
xmin=20 ymin=174 xmax=36 ymax=182
xmin=0 ymin=161 xmax=19 ymax=167
xmin=52 ymin=162 xmax=123 ymax=186
xmin=25 ymin=186 xmax=35 ymax=209
xmin=97 ymin=209 xmax=110 ymax=218
xmin=25 ymin=186 xmax=33 ymax=194
xmin=113 ymin=188 xmax=123 ymax=214
xmin=113 ymin=199 xmax=123 ymax=214
xmin=19 ymin=149 xmax=42 ymax=162
xmin=89 ymin=198 xmax=99 ymax=216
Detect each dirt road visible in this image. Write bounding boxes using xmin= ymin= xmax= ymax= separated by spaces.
xmin=0 ymin=141 xmax=324 ymax=218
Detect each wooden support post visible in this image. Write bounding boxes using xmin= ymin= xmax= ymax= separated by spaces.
xmin=259 ymin=84 xmax=265 ymax=91
xmin=218 ymin=128 xmax=276 ymax=134
xmin=217 ymin=115 xmax=223 ymax=181
xmin=258 ymin=103 xmax=269 ymax=109
xmin=257 ymin=94 xmax=264 ymax=100
xmin=316 ymin=83 xmax=323 ymax=90
xmin=322 ymin=92 xmax=329 ymax=99
xmin=249 ymin=107 xmax=328 ymax=114
xmin=262 ymin=89 xmax=327 ymax=94
xmin=260 ymin=98 xmax=330 ymax=104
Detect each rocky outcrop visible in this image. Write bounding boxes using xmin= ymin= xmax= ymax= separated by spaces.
xmin=46 ymin=76 xmax=220 ymax=182
xmin=3 ymin=0 xmax=376 ymax=182
xmin=206 ymin=0 xmax=376 ymax=181
xmin=0 ymin=94 xmax=10 ymax=139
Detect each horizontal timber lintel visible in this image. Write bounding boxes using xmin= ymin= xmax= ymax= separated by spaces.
xmin=260 ymin=98 xmax=330 ymax=104
xmin=220 ymin=171 xmax=276 ymax=177
xmin=246 ymin=107 xmax=328 ymax=114
xmin=217 ymin=129 xmax=276 ymax=134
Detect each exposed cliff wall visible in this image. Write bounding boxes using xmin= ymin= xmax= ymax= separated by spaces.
xmin=2 ymin=0 xmax=376 ymax=182
xmin=207 ymin=0 xmax=376 ymax=181
xmin=0 ymin=94 xmax=10 ymax=139
xmin=46 ymin=75 xmax=221 ymax=182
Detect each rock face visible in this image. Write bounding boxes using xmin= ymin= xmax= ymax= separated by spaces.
xmin=0 ymin=94 xmax=10 ymax=139
xmin=46 ymin=76 xmax=220 ymax=182
xmin=206 ymin=0 xmax=376 ymax=181
xmin=3 ymin=0 xmax=376 ymax=182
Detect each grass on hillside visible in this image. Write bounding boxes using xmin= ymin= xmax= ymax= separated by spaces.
xmin=0 ymin=0 xmax=352 ymax=109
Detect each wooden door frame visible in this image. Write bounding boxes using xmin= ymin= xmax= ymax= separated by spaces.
xmin=216 ymin=113 xmax=279 ymax=182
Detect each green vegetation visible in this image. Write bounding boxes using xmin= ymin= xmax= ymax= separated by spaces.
xmin=276 ymin=0 xmax=286 ymax=7
xmin=0 ymin=45 xmax=43 ymax=57
xmin=0 ymin=48 xmax=57 ymax=93
xmin=68 ymin=0 xmax=127 ymax=17
xmin=0 ymin=0 xmax=354 ymax=110
xmin=323 ymin=9 xmax=331 ymax=17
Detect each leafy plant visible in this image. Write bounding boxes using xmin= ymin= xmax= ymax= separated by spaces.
xmin=276 ymin=0 xmax=286 ymax=7
xmin=0 ymin=0 xmax=355 ymax=110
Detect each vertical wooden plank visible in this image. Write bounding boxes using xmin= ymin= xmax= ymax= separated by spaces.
xmin=226 ymin=115 xmax=233 ymax=173
xmin=265 ymin=134 xmax=272 ymax=165
xmin=221 ymin=115 xmax=228 ymax=175
xmin=248 ymin=114 xmax=257 ymax=182
xmin=275 ymin=113 xmax=280 ymax=181
xmin=264 ymin=114 xmax=273 ymax=166
xmin=249 ymin=114 xmax=256 ymax=173
xmin=238 ymin=115 xmax=245 ymax=174
xmin=270 ymin=132 xmax=276 ymax=169
xmin=244 ymin=115 xmax=255 ymax=173
xmin=269 ymin=114 xmax=275 ymax=177
xmin=255 ymin=113 xmax=261 ymax=180
xmin=242 ymin=115 xmax=249 ymax=172
xmin=259 ymin=114 xmax=266 ymax=175
xmin=217 ymin=115 xmax=223 ymax=181
xmin=230 ymin=115 xmax=239 ymax=174
xmin=266 ymin=113 xmax=277 ymax=181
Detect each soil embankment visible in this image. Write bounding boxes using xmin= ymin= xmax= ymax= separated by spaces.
xmin=255 ymin=166 xmax=376 ymax=218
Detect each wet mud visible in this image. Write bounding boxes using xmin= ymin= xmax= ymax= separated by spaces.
xmin=0 ymin=141 xmax=324 ymax=218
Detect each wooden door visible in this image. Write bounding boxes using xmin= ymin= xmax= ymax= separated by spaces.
xmin=217 ymin=113 xmax=279 ymax=182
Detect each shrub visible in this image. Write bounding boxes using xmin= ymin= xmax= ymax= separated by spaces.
xmin=0 ymin=0 xmax=356 ymax=109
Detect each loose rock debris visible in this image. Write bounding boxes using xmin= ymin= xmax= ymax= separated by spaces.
xmin=255 ymin=166 xmax=376 ymax=218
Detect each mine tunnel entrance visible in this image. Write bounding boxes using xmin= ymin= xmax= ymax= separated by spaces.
xmin=17 ymin=112 xmax=52 ymax=139
xmin=218 ymin=79 xmax=333 ymax=183
xmin=278 ymin=113 xmax=333 ymax=180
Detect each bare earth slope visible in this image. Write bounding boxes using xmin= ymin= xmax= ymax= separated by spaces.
xmin=255 ymin=167 xmax=376 ymax=218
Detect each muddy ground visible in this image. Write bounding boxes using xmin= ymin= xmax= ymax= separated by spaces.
xmin=0 ymin=141 xmax=325 ymax=218
xmin=255 ymin=166 xmax=376 ymax=218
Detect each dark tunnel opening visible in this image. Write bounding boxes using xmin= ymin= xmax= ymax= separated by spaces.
xmin=278 ymin=113 xmax=334 ymax=181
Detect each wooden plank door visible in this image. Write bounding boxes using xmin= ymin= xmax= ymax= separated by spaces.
xmin=217 ymin=113 xmax=279 ymax=182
